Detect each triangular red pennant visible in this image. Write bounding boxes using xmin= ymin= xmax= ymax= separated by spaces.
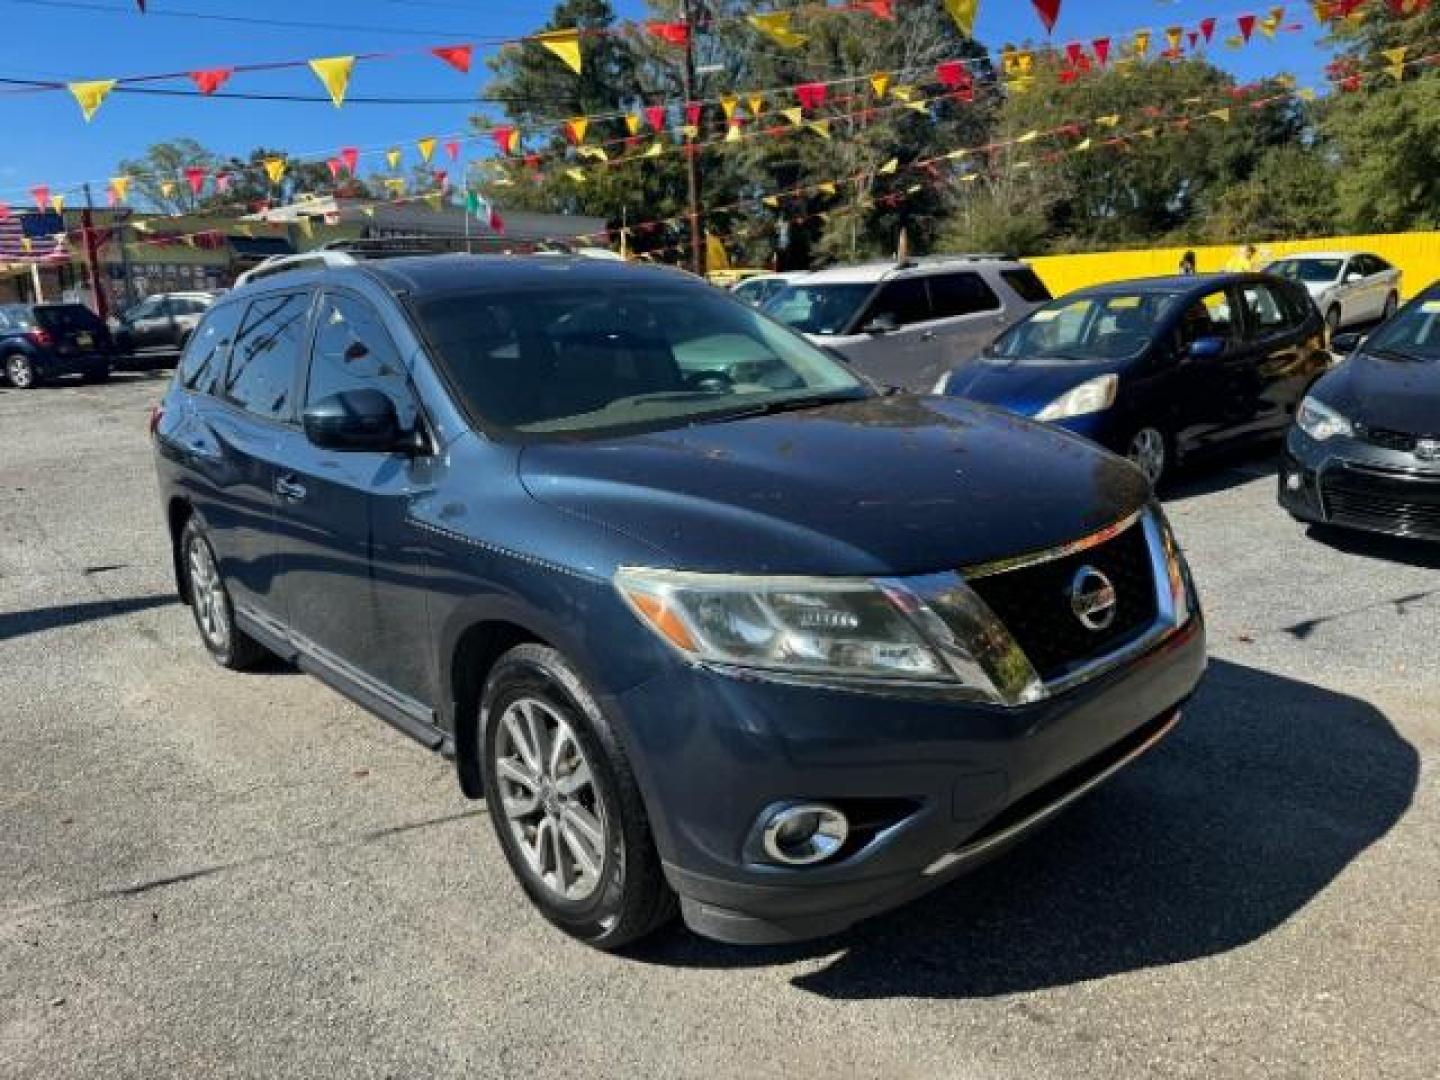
xmin=1030 ymin=0 xmax=1061 ymax=32
xmin=1065 ymin=41 xmax=1085 ymax=67
xmin=1188 ymin=30 xmax=1200 ymax=49
xmin=1199 ymin=16 xmax=1218 ymax=42
xmin=936 ymin=60 xmax=966 ymax=87
xmin=645 ymin=21 xmax=689 ymax=46
xmin=340 ymin=146 xmax=358 ymax=173
xmin=185 ymin=166 xmax=206 ymax=194
xmin=646 ymin=105 xmax=667 ymax=132
xmin=30 ymin=185 xmax=50 ymax=211
xmin=1092 ymin=37 xmax=1110 ymax=65
xmin=795 ymin=83 xmax=828 ymax=110
xmin=431 ymin=45 xmax=473 ymax=73
xmin=325 ymin=158 xmax=342 ymax=181
xmin=855 ymin=1 xmax=895 ymax=19
xmin=685 ymin=101 xmax=702 ymax=126
xmin=491 ymin=126 xmax=517 ymax=154
xmin=444 ymin=139 xmax=460 ymax=161
xmin=190 ymin=68 xmax=232 ymax=95
xmin=1238 ymin=14 xmax=1257 ymax=40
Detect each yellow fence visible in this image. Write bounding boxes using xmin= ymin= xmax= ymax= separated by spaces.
xmin=1028 ymin=231 xmax=1440 ymax=300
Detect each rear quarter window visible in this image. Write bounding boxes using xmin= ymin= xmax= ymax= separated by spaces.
xmin=179 ymin=303 xmax=245 ymax=396
xmin=1000 ymin=267 xmax=1053 ymax=304
xmin=928 ymin=272 xmax=1001 ymax=318
xmin=34 ymin=305 xmax=103 ymax=333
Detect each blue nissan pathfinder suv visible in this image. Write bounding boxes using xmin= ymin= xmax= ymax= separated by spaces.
xmin=152 ymin=255 xmax=1206 ymax=949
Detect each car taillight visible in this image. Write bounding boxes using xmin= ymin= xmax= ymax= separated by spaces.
xmin=148 ymin=403 xmax=164 ymax=436
xmin=26 ymin=329 xmax=53 ymax=347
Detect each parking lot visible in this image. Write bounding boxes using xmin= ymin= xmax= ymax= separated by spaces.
xmin=1 ymin=373 xmax=1436 ymax=1079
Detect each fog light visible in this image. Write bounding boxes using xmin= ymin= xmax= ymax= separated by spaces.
xmin=761 ymin=803 xmax=849 ymax=866
xmin=1286 ymin=472 xmax=1303 ymax=492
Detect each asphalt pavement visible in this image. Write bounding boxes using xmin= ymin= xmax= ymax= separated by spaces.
xmin=1 ymin=373 xmax=1436 ymax=1079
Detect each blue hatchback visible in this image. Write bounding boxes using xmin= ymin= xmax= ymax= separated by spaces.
xmin=935 ymin=274 xmax=1330 ymax=487
xmin=153 ymin=255 xmax=1206 ymax=948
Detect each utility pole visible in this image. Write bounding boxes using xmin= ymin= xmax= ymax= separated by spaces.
xmin=80 ymin=183 xmax=108 ymax=320
xmin=681 ymin=0 xmax=705 ymax=276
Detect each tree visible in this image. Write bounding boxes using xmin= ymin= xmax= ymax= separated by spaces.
xmin=1208 ymin=144 xmax=1340 ymax=240
xmin=117 ymin=138 xmax=222 ymax=214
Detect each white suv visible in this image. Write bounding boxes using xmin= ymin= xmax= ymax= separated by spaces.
xmin=763 ymin=256 xmax=1051 ymax=392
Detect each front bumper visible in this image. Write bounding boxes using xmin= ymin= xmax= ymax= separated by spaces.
xmin=1279 ymin=428 xmax=1440 ymax=542
xmin=613 ymin=609 xmax=1206 ymax=944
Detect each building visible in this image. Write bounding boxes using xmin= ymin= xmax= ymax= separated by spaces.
xmin=0 ymin=200 xmax=610 ymax=314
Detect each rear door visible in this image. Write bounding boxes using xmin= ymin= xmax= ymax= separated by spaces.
xmin=922 ymin=271 xmax=1008 ymax=388
xmin=1236 ymin=280 xmax=1314 ymax=434
xmin=196 ymin=289 xmax=314 ymax=625
xmin=274 ymin=289 xmax=437 ymax=708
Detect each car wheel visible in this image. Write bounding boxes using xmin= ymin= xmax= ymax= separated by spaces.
xmin=179 ymin=517 xmax=268 ymax=670
xmin=1126 ymin=426 xmax=1170 ymax=489
xmin=481 ymin=643 xmax=676 ymax=950
xmin=1325 ymin=305 xmax=1342 ymax=337
xmin=4 ymin=353 xmax=38 ymax=389
xmin=1382 ymin=292 xmax=1398 ymax=322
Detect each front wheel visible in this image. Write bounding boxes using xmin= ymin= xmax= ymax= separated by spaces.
xmin=480 ymin=644 xmax=675 ymax=950
xmin=1126 ymin=425 xmax=1171 ymax=489
xmin=4 ymin=353 xmax=37 ymax=389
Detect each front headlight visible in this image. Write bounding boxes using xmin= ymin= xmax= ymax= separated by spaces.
xmin=616 ymin=569 xmax=952 ymax=682
xmin=1035 ymin=374 xmax=1118 ymax=421
xmin=1296 ymin=395 xmax=1353 ymax=441
xmin=931 ymin=371 xmax=953 ymax=395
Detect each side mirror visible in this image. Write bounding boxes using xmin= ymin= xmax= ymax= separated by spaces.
xmin=302 ymin=389 xmax=407 ymax=453
xmin=1345 ymin=272 xmax=1363 ymax=285
xmin=1186 ymin=336 xmax=1227 ymax=361
xmin=1330 ymin=331 xmax=1363 ymax=356
xmin=862 ymin=312 xmax=899 ymax=335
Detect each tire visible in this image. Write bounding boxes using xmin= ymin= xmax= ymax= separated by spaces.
xmin=480 ymin=643 xmax=675 ymax=950
xmin=4 ymin=353 xmax=38 ymax=389
xmin=1125 ymin=425 xmax=1171 ymax=489
xmin=1382 ymin=292 xmax=1398 ymax=322
xmin=178 ymin=517 xmax=268 ymax=670
xmin=1325 ymin=305 xmax=1342 ymax=338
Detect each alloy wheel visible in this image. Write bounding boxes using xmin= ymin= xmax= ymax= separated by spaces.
xmin=186 ymin=535 xmax=230 ymax=652
xmin=494 ymin=697 xmax=609 ymax=903
xmin=1128 ymin=427 xmax=1167 ymax=487
xmin=7 ymin=356 xmax=33 ymax=389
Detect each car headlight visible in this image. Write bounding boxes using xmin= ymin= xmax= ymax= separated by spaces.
xmin=931 ymin=371 xmax=953 ymax=395
xmin=1296 ymin=395 xmax=1353 ymax=441
xmin=1035 ymin=374 xmax=1118 ymax=421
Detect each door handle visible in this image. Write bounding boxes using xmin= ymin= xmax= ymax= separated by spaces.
xmin=275 ymin=476 xmax=307 ymax=502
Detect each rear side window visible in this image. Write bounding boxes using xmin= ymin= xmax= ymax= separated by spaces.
xmin=305 ymin=293 xmax=419 ymax=429
xmin=222 ymin=292 xmax=311 ymax=421
xmin=928 ymin=272 xmax=1001 ymax=318
xmin=1178 ymin=290 xmax=1239 ymax=347
xmin=1000 ymin=267 xmax=1052 ymax=304
xmin=179 ymin=304 xmax=243 ymax=395
xmin=868 ymin=278 xmax=931 ymax=327
xmin=1240 ymin=283 xmax=1293 ymax=335
xmin=34 ymin=305 xmax=103 ymax=333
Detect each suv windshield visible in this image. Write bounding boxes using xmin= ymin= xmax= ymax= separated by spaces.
xmin=1362 ymin=296 xmax=1440 ymax=361
xmin=1268 ymin=258 xmax=1343 ymax=284
xmin=763 ymin=284 xmax=873 ymax=335
xmin=414 ymin=285 xmax=865 ymax=437
xmin=989 ymin=292 xmax=1182 ymax=362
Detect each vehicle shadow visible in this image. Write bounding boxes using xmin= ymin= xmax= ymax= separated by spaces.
xmin=632 ymin=659 xmax=1417 ymax=998
xmin=0 ymin=594 xmax=177 ymax=644
xmin=1162 ymin=444 xmax=1279 ymax=502
xmin=1304 ymin=524 xmax=1440 ymax=572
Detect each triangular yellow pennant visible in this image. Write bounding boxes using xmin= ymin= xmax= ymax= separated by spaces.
xmin=720 ymin=95 xmax=739 ymax=121
xmin=69 ymin=79 xmax=117 ymax=122
xmin=417 ymin=137 xmax=437 ymax=163
xmin=624 ymin=113 xmax=642 ymax=136
xmin=1096 ymin=114 xmax=1121 ymax=128
xmin=941 ymin=0 xmax=978 ymax=36
xmin=111 ymin=176 xmax=132 ymax=201
xmin=1015 ymin=130 xmax=1039 ymax=144
xmin=870 ymin=73 xmax=890 ymax=98
xmin=1383 ymin=47 xmax=1408 ymax=80
xmin=782 ymin=106 xmax=804 ymax=127
xmin=1298 ymin=86 xmax=1318 ymax=101
xmin=566 ymin=168 xmax=586 ymax=184
xmin=748 ymin=12 xmax=808 ymax=48
xmin=891 ymin=85 xmax=915 ymax=102
xmin=878 ymin=158 xmax=899 ymax=175
xmin=681 ymin=123 xmax=699 ymax=140
xmin=308 ymin=55 xmax=355 ymax=108
xmin=818 ymin=182 xmax=837 ymax=196
xmin=1074 ymin=137 xmax=1093 ymax=152
xmin=263 ymin=157 xmax=287 ymax=185
xmin=724 ymin=124 xmax=743 ymax=143
xmin=809 ymin=120 xmax=831 ymax=140
xmin=385 ymin=178 xmax=405 ymax=195
xmin=160 ymin=180 xmax=176 ymax=198
xmin=905 ymin=100 xmax=930 ymax=114
xmin=1132 ymin=30 xmax=1152 ymax=58
xmin=578 ymin=146 xmax=610 ymax=162
xmin=762 ymin=195 xmax=781 ymax=209
xmin=52 ymin=194 xmax=65 ymax=213
xmin=643 ymin=141 xmax=664 ymax=158
xmin=747 ymin=93 xmax=765 ymax=116
xmin=535 ymin=29 xmax=583 ymax=74
xmin=566 ymin=117 xmax=589 ymax=144
xmin=1209 ymin=108 xmax=1231 ymax=123
xmin=386 ymin=148 xmax=402 ymax=170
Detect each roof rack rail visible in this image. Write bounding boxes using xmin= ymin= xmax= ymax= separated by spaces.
xmin=319 ymin=235 xmax=476 ymax=256
xmin=233 ymin=251 xmax=359 ymax=288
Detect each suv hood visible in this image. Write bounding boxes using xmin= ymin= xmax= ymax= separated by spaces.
xmin=518 ymin=395 xmax=1149 ymax=577
xmin=1318 ymin=351 xmax=1440 ymax=434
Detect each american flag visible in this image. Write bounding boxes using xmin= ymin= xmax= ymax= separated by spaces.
xmin=0 ymin=211 xmax=68 ymax=262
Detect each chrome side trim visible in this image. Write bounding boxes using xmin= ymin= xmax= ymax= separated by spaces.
xmin=923 ymin=709 xmax=1181 ymax=877
xmin=962 ymin=509 xmax=1145 ymax=580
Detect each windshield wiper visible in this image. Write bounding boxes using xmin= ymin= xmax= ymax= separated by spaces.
xmin=688 ymin=391 xmax=864 ymax=425
xmin=1368 ymin=346 xmax=1429 ymax=363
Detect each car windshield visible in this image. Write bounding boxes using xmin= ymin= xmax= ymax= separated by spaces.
xmin=1361 ymin=296 xmax=1440 ymax=361
xmin=1268 ymin=258 xmax=1343 ymax=284
xmin=988 ymin=292 xmax=1183 ymax=362
xmin=413 ymin=285 xmax=866 ymax=438
xmin=763 ymin=283 xmax=873 ymax=335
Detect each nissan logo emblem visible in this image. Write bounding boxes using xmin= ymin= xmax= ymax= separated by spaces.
xmin=1070 ymin=566 xmax=1118 ymax=631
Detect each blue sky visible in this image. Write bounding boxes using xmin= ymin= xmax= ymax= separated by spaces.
xmin=0 ymin=0 xmax=1333 ymax=204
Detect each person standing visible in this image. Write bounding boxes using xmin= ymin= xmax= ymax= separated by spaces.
xmin=1179 ymin=250 xmax=1197 ymax=275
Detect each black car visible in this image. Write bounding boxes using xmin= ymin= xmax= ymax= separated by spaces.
xmin=1280 ymin=282 xmax=1440 ymax=541
xmin=0 ymin=302 xmax=116 ymax=388
xmin=936 ymin=274 xmax=1331 ymax=487
xmin=153 ymin=254 xmax=1205 ymax=948
xmin=111 ymin=291 xmax=216 ymax=361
